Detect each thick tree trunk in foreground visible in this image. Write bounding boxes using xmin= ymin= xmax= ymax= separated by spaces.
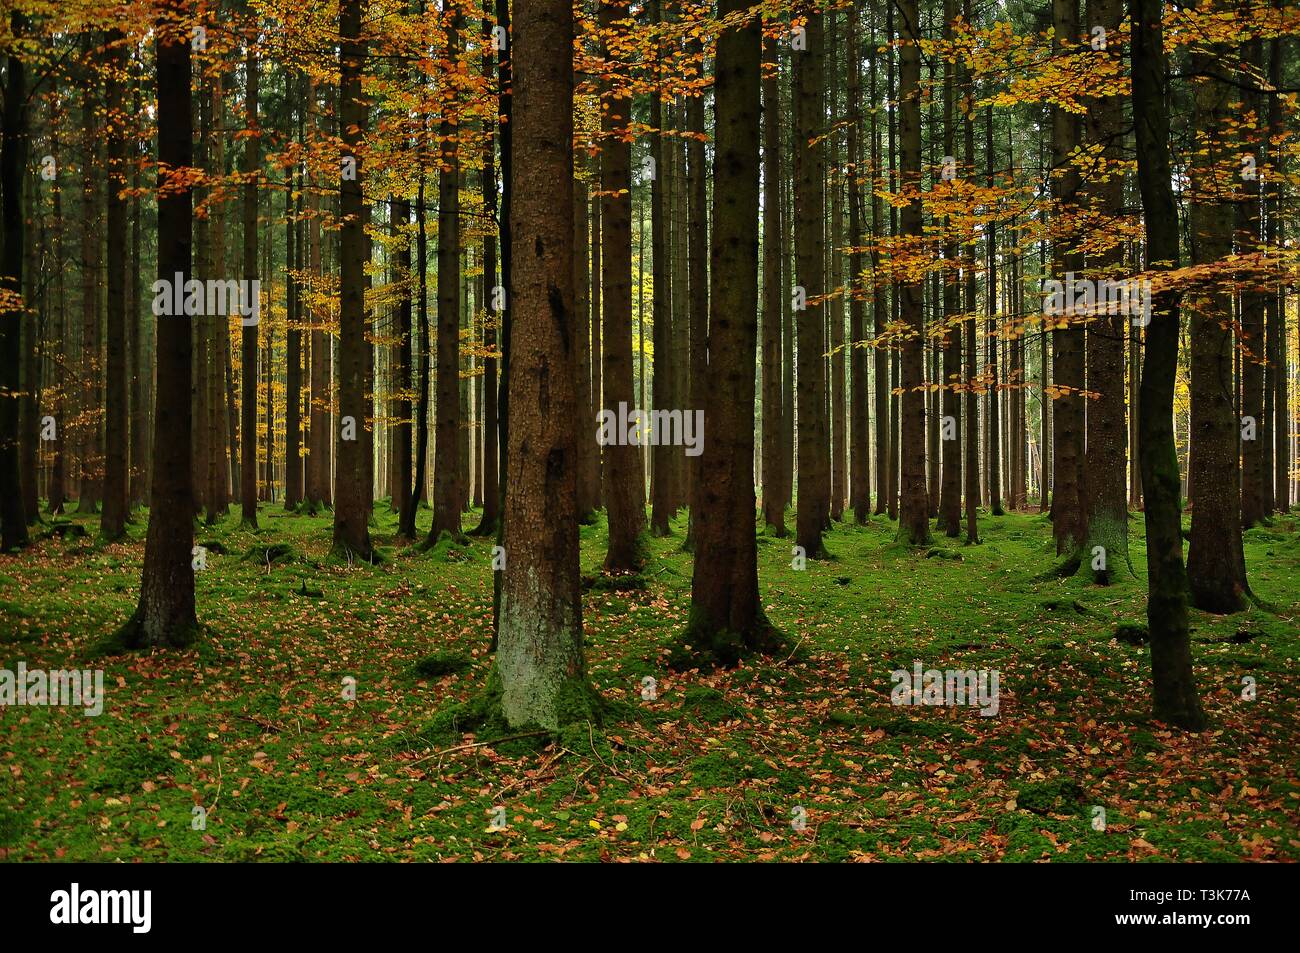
xmin=496 ymin=0 xmax=594 ymax=731
xmin=1131 ymin=0 xmax=1204 ymax=728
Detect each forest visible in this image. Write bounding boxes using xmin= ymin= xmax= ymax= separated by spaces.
xmin=0 ymin=0 xmax=1297 ymax=866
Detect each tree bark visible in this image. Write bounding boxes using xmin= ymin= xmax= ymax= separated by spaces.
xmin=1186 ymin=25 xmax=1250 ymax=614
xmin=895 ymin=0 xmax=930 ymax=546
xmin=116 ymin=6 xmax=198 ymax=647
xmin=761 ymin=33 xmax=786 ymax=535
xmin=1130 ymin=0 xmax=1205 ymax=728
xmin=0 ymin=10 xmax=30 ymax=549
xmin=428 ymin=9 xmax=463 ymax=542
xmin=599 ymin=0 xmax=645 ymax=573
xmin=332 ymin=0 xmax=373 ymax=559
xmin=686 ymin=0 xmax=780 ymax=664
xmin=496 ymin=0 xmax=593 ymax=731
xmin=793 ymin=2 xmax=829 ymax=558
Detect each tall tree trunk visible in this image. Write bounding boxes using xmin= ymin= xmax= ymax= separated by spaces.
xmin=240 ymin=43 xmax=259 ymax=527
xmin=332 ymin=0 xmax=373 ymax=559
xmin=793 ymin=2 xmax=829 ymax=558
xmin=848 ymin=6 xmax=870 ymax=526
xmin=1080 ymin=0 xmax=1129 ymax=582
xmin=77 ymin=36 xmax=102 ymax=516
xmin=871 ymin=10 xmax=888 ymax=518
xmin=573 ymin=178 xmax=592 ymax=524
xmin=306 ymin=78 xmax=330 ymax=510
xmin=937 ymin=0 xmax=961 ymax=537
xmin=428 ymin=9 xmax=463 ymax=542
xmin=895 ymin=0 xmax=930 ymax=545
xmin=686 ymin=37 xmax=708 ymax=540
xmin=496 ymin=0 xmax=594 ymax=731
xmin=475 ymin=9 xmax=501 ymax=535
xmin=1186 ymin=20 xmax=1250 ymax=614
xmin=577 ymin=168 xmax=600 ymax=518
xmin=828 ymin=12 xmax=846 ymax=524
xmin=649 ymin=0 xmax=672 ymax=537
xmin=399 ymin=172 xmax=430 ymax=538
xmin=101 ymin=28 xmax=129 ymax=540
xmin=1050 ymin=0 xmax=1086 ymax=556
xmin=590 ymin=190 xmax=602 ymax=510
xmin=286 ymin=134 xmax=305 ymax=510
xmin=48 ymin=118 xmax=66 ymax=516
xmin=0 ymin=10 xmax=30 ymax=549
xmin=761 ymin=33 xmax=786 ymax=535
xmin=116 ymin=5 xmax=198 ymax=647
xmin=1130 ymin=0 xmax=1205 ymax=728
xmin=1238 ymin=38 xmax=1267 ymax=528
xmin=207 ymin=71 xmax=230 ymax=518
xmin=599 ymin=0 xmax=645 ymax=573
xmin=686 ymin=0 xmax=780 ymax=663
xmin=984 ymin=106 xmax=1002 ymax=517
xmin=962 ymin=0 xmax=979 ymax=543
xmin=1266 ymin=33 xmax=1288 ymax=513
xmin=19 ymin=157 xmax=38 ymax=525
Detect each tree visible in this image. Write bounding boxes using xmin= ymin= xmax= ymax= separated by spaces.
xmin=1080 ymin=0 xmax=1129 ymax=583
xmin=240 ymin=38 xmax=259 ymax=528
xmin=332 ymin=0 xmax=373 ymax=560
xmin=0 ymin=10 xmax=29 ymax=551
xmin=599 ymin=0 xmax=645 ymax=573
xmin=760 ymin=32 xmax=786 ymax=536
xmin=495 ymin=0 xmax=595 ymax=731
xmin=100 ymin=27 xmax=129 ymax=541
xmin=428 ymin=4 xmax=463 ymax=543
xmin=1185 ymin=4 xmax=1250 ymax=615
xmin=1049 ymin=0 xmax=1086 ymax=557
xmin=895 ymin=0 xmax=931 ymax=546
xmin=649 ymin=0 xmax=672 ymax=538
xmin=793 ymin=2 xmax=828 ymax=558
xmin=1131 ymin=0 xmax=1204 ymax=728
xmin=115 ymin=4 xmax=198 ymax=648
xmin=847 ymin=4 xmax=870 ymax=525
xmin=686 ymin=0 xmax=781 ymax=665
xmin=936 ymin=0 xmax=961 ymax=538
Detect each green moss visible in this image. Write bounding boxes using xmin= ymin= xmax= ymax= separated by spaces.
xmin=679 ymin=685 xmax=740 ymax=724
xmin=1015 ymin=778 xmax=1087 ymax=816
xmin=412 ymin=651 xmax=475 ymax=678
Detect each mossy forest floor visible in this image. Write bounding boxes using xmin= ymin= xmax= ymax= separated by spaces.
xmin=1 ymin=502 xmax=1297 ymax=862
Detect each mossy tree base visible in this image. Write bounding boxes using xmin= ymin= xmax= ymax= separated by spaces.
xmin=668 ymin=608 xmax=789 ymax=670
